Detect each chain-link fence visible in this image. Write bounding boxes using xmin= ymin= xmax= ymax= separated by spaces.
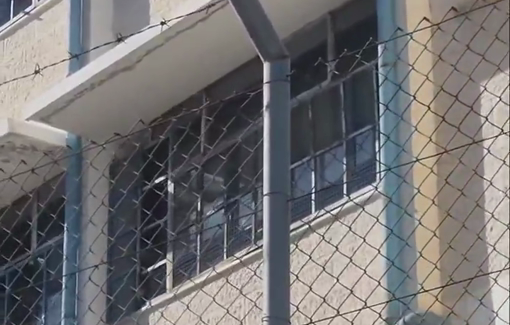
xmin=0 ymin=1 xmax=508 ymax=325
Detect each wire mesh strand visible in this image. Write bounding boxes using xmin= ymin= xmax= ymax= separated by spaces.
xmin=0 ymin=1 xmax=509 ymax=325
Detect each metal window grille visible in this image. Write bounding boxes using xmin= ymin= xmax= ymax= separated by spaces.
xmin=0 ymin=177 xmax=65 ymax=325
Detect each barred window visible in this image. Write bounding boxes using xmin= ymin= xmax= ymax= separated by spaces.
xmin=107 ymin=11 xmax=379 ymax=322
xmin=0 ymin=177 xmax=65 ymax=325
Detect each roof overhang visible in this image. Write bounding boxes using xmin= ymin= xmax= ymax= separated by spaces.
xmin=0 ymin=119 xmax=67 ymax=207
xmin=23 ymin=0 xmax=350 ymax=142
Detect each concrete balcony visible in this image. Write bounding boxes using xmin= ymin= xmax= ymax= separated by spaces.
xmin=22 ymin=0 xmax=353 ymax=141
xmin=0 ymin=118 xmax=67 ymax=207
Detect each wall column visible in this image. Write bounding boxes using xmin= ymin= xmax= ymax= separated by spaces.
xmin=78 ymin=144 xmax=113 ymax=325
xmin=403 ymin=0 xmax=507 ymax=324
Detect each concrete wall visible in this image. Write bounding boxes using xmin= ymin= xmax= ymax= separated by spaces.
xmin=0 ymin=0 xmax=69 ymax=119
xmin=0 ymin=0 xmax=193 ymax=120
xmin=402 ymin=0 xmax=509 ymax=324
xmin=83 ymin=0 xmax=202 ymax=62
xmin=142 ymin=192 xmax=389 ymax=325
xmin=138 ymin=1 xmax=508 ymax=325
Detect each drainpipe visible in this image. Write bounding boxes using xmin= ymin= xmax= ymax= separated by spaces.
xmin=62 ymin=0 xmax=84 ymax=325
xmin=377 ymin=0 xmax=413 ymax=322
xmin=227 ymin=1 xmax=290 ymax=325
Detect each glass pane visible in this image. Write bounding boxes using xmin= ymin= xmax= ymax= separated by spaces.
xmin=108 ymin=155 xmax=142 ymax=323
xmin=347 ymin=128 xmax=377 ymax=194
xmin=139 ymin=222 xmax=167 ymax=270
xmin=140 ymin=184 xmax=168 ymax=227
xmin=37 ymin=197 xmax=65 ymax=246
xmin=1 ymin=213 xmax=31 ymax=263
xmin=291 ymin=41 xmax=328 ymax=97
xmin=201 ymin=201 xmax=224 ymax=269
xmin=6 ymin=263 xmax=43 ymax=325
xmin=228 ymin=192 xmax=255 ymax=255
xmin=142 ymin=138 xmax=169 ymax=186
xmin=344 ymin=69 xmax=377 ymax=135
xmin=140 ymin=264 xmax=166 ymax=302
xmin=290 ymin=161 xmax=313 ymax=221
xmin=0 ymin=0 xmax=12 ymax=26
xmin=139 ymin=224 xmax=167 ymax=300
xmin=41 ymin=291 xmax=62 ymax=325
xmin=44 ymin=240 xmax=64 ymax=294
xmin=38 ymin=244 xmax=64 ymax=325
xmin=200 ymin=152 xmax=230 ymax=270
xmin=334 ymin=15 xmax=378 ymax=76
xmin=291 ymin=103 xmax=312 ymax=164
xmin=312 ymin=87 xmax=342 ymax=152
xmin=173 ymin=232 xmax=197 ymax=287
xmin=315 ymin=145 xmax=344 ymax=209
xmin=173 ymin=173 xmax=199 ymax=286
xmin=0 ymin=276 xmax=6 ymax=323
xmin=13 ymin=0 xmax=31 ymax=17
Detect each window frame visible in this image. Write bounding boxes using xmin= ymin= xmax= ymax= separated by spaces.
xmin=0 ymin=174 xmax=66 ymax=325
xmin=0 ymin=0 xmax=42 ymax=31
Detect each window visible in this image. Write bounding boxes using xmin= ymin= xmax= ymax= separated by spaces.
xmin=107 ymin=8 xmax=378 ymax=321
xmin=0 ymin=0 xmax=39 ymax=28
xmin=0 ymin=176 xmax=66 ymax=325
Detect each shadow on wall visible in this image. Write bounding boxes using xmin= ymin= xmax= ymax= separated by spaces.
xmin=84 ymin=0 xmax=151 ymax=62
xmin=112 ymin=0 xmax=151 ymax=37
xmin=428 ymin=1 xmax=509 ymax=324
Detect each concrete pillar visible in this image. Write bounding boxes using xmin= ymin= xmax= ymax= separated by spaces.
xmin=402 ymin=0 xmax=508 ymax=324
xmin=78 ymin=144 xmax=113 ymax=325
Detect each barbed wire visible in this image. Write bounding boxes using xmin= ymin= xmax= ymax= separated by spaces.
xmin=0 ymin=0 xmax=503 ymax=89
xmin=0 ymin=0 xmax=227 ymax=88
xmin=321 ymin=0 xmax=508 ymax=65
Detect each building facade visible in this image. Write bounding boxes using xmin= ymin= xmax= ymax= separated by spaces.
xmin=0 ymin=0 xmax=508 ymax=325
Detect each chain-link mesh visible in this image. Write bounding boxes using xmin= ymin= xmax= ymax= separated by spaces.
xmin=0 ymin=1 xmax=508 ymax=325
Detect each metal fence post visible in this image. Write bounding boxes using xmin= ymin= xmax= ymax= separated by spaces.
xmin=262 ymin=58 xmax=291 ymax=325
xmin=62 ymin=0 xmax=84 ymax=324
xmin=227 ymin=1 xmax=291 ymax=324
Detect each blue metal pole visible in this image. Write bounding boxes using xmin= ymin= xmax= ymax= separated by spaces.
xmin=376 ymin=0 xmax=410 ymax=321
xmin=62 ymin=133 xmax=82 ymax=325
xmin=62 ymin=0 xmax=83 ymax=324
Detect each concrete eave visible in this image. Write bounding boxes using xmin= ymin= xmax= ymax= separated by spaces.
xmin=22 ymin=0 xmax=350 ymax=142
xmin=0 ymin=119 xmax=67 ymax=207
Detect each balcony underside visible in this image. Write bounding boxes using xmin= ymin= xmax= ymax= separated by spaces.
xmin=0 ymin=119 xmax=67 ymax=207
xmin=23 ymin=0 xmax=350 ymax=142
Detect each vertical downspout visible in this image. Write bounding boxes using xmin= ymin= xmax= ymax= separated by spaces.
xmin=227 ymin=1 xmax=290 ymax=324
xmin=62 ymin=0 xmax=83 ymax=325
xmin=376 ymin=0 xmax=411 ymax=322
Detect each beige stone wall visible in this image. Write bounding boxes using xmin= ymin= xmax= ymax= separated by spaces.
xmin=149 ymin=0 xmax=209 ymax=25
xmin=145 ymin=193 xmax=389 ymax=325
xmin=402 ymin=0 xmax=509 ymax=323
xmin=0 ymin=0 xmax=69 ymax=119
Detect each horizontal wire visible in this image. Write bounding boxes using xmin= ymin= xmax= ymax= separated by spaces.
xmin=0 ymin=0 xmax=227 ymax=88
xmin=301 ymin=266 xmax=510 ymax=325
xmin=0 ymin=0 xmax=502 ymax=88
xmin=3 ymin=129 xmax=508 ymax=294
xmin=322 ymin=0 xmax=507 ymax=65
